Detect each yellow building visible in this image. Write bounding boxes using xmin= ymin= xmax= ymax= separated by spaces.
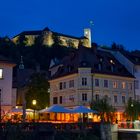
xmin=49 ymin=46 xmax=135 ymax=122
xmin=12 ymin=27 xmax=91 ymax=48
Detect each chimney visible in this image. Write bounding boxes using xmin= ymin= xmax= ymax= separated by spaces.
xmin=92 ymin=43 xmax=98 ymax=53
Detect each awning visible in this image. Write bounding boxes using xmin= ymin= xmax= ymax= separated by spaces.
xmin=71 ymin=106 xmax=97 ymax=113
xmin=11 ymin=108 xmax=34 ymax=113
xmin=39 ymin=105 xmax=72 ymax=113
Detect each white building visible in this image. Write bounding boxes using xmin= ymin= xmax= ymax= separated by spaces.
xmin=100 ymin=48 xmax=140 ymax=101
xmin=49 ymin=46 xmax=135 ymax=121
xmin=0 ymin=59 xmax=16 ymax=114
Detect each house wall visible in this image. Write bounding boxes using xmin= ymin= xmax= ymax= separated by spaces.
xmin=0 ymin=63 xmax=15 ymax=112
xmin=109 ymin=50 xmax=140 ymax=101
xmin=49 ymin=67 xmax=134 ymax=111
xmin=111 ymin=51 xmax=134 ymax=74
xmin=134 ymin=65 xmax=140 ymax=100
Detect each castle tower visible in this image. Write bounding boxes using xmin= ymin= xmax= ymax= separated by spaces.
xmin=84 ymin=28 xmax=91 ymax=48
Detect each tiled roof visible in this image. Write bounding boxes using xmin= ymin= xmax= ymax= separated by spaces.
xmin=14 ymin=30 xmax=42 ymax=38
xmin=51 ymin=46 xmax=134 ymax=79
xmin=0 ymin=55 xmax=16 ymax=66
xmin=13 ymin=27 xmax=82 ymax=40
xmin=53 ymin=32 xmax=83 ymax=40
xmin=120 ymin=50 xmax=140 ymax=65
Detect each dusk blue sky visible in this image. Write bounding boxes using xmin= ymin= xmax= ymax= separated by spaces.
xmin=0 ymin=0 xmax=140 ymax=51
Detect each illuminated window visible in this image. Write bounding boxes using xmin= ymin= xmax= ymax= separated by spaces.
xmin=0 ymin=69 xmax=3 ymax=79
xmin=113 ymin=81 xmax=118 ymax=88
xmin=110 ymin=59 xmax=115 ymax=64
xmin=121 ymin=82 xmax=126 ymax=89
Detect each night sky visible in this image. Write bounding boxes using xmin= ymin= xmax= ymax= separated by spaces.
xmin=0 ymin=0 xmax=140 ymax=50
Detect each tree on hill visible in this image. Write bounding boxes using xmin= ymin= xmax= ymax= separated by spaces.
xmin=25 ymin=73 xmax=50 ymax=110
xmin=16 ymin=34 xmax=28 ymax=47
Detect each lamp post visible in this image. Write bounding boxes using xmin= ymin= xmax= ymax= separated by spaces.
xmin=32 ymin=100 xmax=37 ymax=121
xmin=131 ymin=103 xmax=134 ymax=122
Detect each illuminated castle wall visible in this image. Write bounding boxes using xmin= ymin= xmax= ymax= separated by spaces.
xmin=12 ymin=27 xmax=92 ymax=48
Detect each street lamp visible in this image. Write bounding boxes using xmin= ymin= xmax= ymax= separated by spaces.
xmin=131 ymin=103 xmax=134 ymax=122
xmin=32 ymin=100 xmax=37 ymax=121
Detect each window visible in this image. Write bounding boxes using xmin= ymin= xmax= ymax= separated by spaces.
xmin=59 ymin=96 xmax=62 ymax=104
xmin=135 ymin=80 xmax=139 ymax=89
xmin=121 ymin=82 xmax=126 ymax=89
xmin=99 ymin=58 xmax=103 ymax=62
xmin=122 ymin=96 xmax=125 ymax=104
xmin=59 ymin=82 xmax=66 ymax=90
xmin=129 ymin=97 xmax=132 ymax=101
xmin=63 ymin=82 xmax=66 ymax=89
xmin=59 ymin=82 xmax=63 ymax=90
xmin=69 ymin=95 xmax=74 ymax=102
xmin=110 ymin=59 xmax=115 ymax=64
xmin=82 ymin=77 xmax=87 ymax=86
xmin=95 ymin=79 xmax=99 ymax=87
xmin=95 ymin=94 xmax=99 ymax=101
xmin=114 ymin=95 xmax=117 ymax=103
xmin=82 ymin=93 xmax=87 ymax=101
xmin=0 ymin=89 xmax=2 ymax=102
xmin=113 ymin=81 xmax=118 ymax=88
xmin=128 ymin=83 xmax=132 ymax=90
xmin=53 ymin=97 xmax=58 ymax=104
xmin=69 ymin=80 xmax=74 ymax=88
xmin=0 ymin=69 xmax=3 ymax=79
xmin=104 ymin=80 xmax=108 ymax=88
xmin=98 ymin=63 xmax=102 ymax=70
xmin=111 ymin=66 xmax=114 ymax=72
xmin=104 ymin=95 xmax=108 ymax=99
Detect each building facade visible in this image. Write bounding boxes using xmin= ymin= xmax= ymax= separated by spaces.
xmin=49 ymin=46 xmax=135 ymax=121
xmin=100 ymin=48 xmax=140 ymax=101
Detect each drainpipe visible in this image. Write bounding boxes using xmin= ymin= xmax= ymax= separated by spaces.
xmin=133 ymin=66 xmax=136 ymax=100
xmin=91 ymin=73 xmax=94 ymax=102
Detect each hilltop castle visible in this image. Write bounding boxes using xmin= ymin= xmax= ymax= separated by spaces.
xmin=12 ymin=27 xmax=92 ymax=48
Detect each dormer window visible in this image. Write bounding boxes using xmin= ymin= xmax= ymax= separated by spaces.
xmin=99 ymin=58 xmax=103 ymax=62
xmin=110 ymin=59 xmax=115 ymax=64
xmin=98 ymin=63 xmax=102 ymax=70
xmin=81 ymin=61 xmax=87 ymax=67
